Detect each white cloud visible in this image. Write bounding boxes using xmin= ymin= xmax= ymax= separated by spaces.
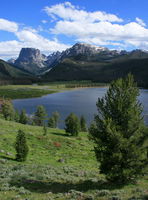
xmin=0 ymin=28 xmax=70 ymax=59
xmin=51 ymin=20 xmax=148 ymax=40
xmin=15 ymin=29 xmax=70 ymax=52
xmin=44 ymin=2 xmax=123 ymax=23
xmin=1 ymin=2 xmax=148 ymax=59
xmin=0 ymin=40 xmax=23 ymax=59
xmin=135 ymin=17 xmax=146 ymax=27
xmin=43 ymin=2 xmax=148 ymax=49
xmin=0 ymin=18 xmax=18 ymax=32
xmin=41 ymin=20 xmax=48 ymax=24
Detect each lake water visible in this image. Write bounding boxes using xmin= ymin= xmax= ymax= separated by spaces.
xmin=13 ymin=87 xmax=148 ymax=128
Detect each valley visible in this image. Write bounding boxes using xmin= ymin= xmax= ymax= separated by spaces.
xmin=0 ymin=44 xmax=148 ymax=200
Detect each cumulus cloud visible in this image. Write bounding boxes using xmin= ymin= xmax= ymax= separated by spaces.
xmin=52 ymin=21 xmax=148 ymax=39
xmin=15 ymin=29 xmax=70 ymax=52
xmin=0 ymin=25 xmax=70 ymax=59
xmin=0 ymin=18 xmax=18 ymax=32
xmin=43 ymin=2 xmax=148 ymax=49
xmin=44 ymin=2 xmax=123 ymax=23
xmin=1 ymin=2 xmax=148 ymax=59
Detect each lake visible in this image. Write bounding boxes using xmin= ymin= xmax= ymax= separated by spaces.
xmin=13 ymin=87 xmax=148 ymax=128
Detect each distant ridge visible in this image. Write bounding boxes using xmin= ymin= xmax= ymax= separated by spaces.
xmin=6 ymin=43 xmax=148 ymax=87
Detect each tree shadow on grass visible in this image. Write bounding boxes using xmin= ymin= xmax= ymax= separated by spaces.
xmin=10 ymin=178 xmax=124 ymax=194
xmin=50 ymin=132 xmax=69 ymax=137
xmin=0 ymin=155 xmax=16 ymax=161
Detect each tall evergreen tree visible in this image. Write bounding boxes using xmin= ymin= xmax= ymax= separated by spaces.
xmin=89 ymin=74 xmax=148 ymax=183
xmin=1 ymin=100 xmax=15 ymax=120
xmin=34 ymin=105 xmax=47 ymax=126
xmin=65 ymin=113 xmax=80 ymax=136
xmin=80 ymin=115 xmax=87 ymax=132
xmin=15 ymin=130 xmax=29 ymax=162
xmin=19 ymin=109 xmax=28 ymax=124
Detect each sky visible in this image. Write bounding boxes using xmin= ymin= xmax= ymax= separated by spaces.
xmin=0 ymin=0 xmax=148 ymax=59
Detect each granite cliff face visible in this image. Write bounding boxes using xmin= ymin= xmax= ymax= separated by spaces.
xmin=14 ymin=48 xmax=48 ymax=74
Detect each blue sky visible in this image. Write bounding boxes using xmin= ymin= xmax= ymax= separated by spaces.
xmin=0 ymin=0 xmax=148 ymax=59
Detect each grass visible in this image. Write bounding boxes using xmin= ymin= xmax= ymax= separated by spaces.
xmin=0 ymin=82 xmax=107 ymax=100
xmin=0 ymin=85 xmax=59 ymax=99
xmin=0 ymin=117 xmax=148 ymax=200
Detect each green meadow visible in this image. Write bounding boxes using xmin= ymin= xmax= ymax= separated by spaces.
xmin=0 ymin=117 xmax=147 ymax=200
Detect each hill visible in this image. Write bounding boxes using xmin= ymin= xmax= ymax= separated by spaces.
xmin=0 ymin=59 xmax=37 ymax=84
xmin=0 ymin=117 xmax=148 ymax=199
xmin=44 ymin=56 xmax=148 ymax=87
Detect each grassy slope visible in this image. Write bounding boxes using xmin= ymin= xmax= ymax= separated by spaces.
xmin=0 ymin=118 xmax=148 ymax=200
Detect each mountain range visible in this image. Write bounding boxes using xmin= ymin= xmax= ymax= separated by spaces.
xmin=1 ymin=43 xmax=148 ymax=87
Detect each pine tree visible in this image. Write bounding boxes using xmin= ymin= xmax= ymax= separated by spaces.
xmin=65 ymin=113 xmax=80 ymax=136
xmin=48 ymin=111 xmax=60 ymax=128
xmin=34 ymin=105 xmax=47 ymax=126
xmin=14 ymin=110 xmax=20 ymax=122
xmin=19 ymin=109 xmax=28 ymax=124
xmin=1 ymin=100 xmax=15 ymax=120
xmin=48 ymin=116 xmax=56 ymax=128
xmin=89 ymin=74 xmax=148 ymax=183
xmin=80 ymin=115 xmax=87 ymax=132
xmin=43 ymin=123 xmax=48 ymax=135
xmin=15 ymin=130 xmax=29 ymax=162
xmin=52 ymin=111 xmax=60 ymax=128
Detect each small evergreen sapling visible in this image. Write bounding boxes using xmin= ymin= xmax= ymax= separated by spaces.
xmin=34 ymin=105 xmax=47 ymax=126
xmin=14 ymin=110 xmax=20 ymax=122
xmin=19 ymin=109 xmax=28 ymax=124
xmin=48 ymin=116 xmax=56 ymax=128
xmin=80 ymin=115 xmax=87 ymax=132
xmin=43 ymin=124 xmax=48 ymax=135
xmin=65 ymin=113 xmax=80 ymax=136
xmin=52 ymin=111 xmax=60 ymax=128
xmin=15 ymin=130 xmax=29 ymax=162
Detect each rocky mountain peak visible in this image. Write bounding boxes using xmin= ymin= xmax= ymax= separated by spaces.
xmin=65 ymin=43 xmax=108 ymax=56
xmin=16 ymin=48 xmax=46 ymax=63
xmin=14 ymin=48 xmax=48 ymax=74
